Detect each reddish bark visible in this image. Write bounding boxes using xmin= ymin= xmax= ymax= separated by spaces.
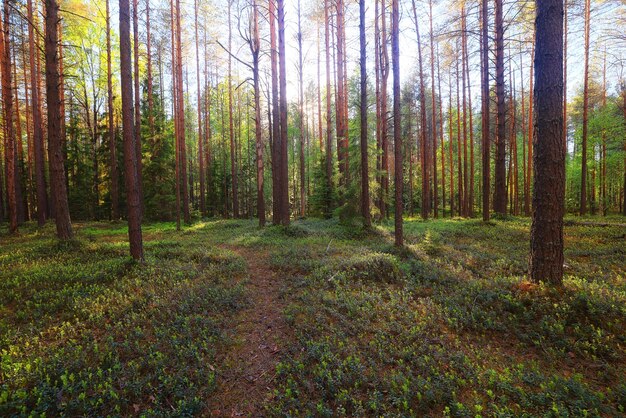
xmin=530 ymin=0 xmax=564 ymax=285
xmin=45 ymin=0 xmax=73 ymax=239
xmin=119 ymin=0 xmax=143 ymax=259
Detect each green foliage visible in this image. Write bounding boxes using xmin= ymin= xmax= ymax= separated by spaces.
xmin=1 ymin=217 xmax=625 ymax=415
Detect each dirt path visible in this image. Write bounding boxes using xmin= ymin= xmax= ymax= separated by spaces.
xmin=210 ymin=246 xmax=289 ymax=416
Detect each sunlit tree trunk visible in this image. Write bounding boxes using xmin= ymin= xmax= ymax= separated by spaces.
xmin=120 ymin=0 xmax=143 ymax=259
xmin=44 ymin=0 xmax=73 ymax=239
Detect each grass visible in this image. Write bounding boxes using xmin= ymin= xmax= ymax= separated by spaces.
xmin=1 ymin=216 xmax=624 ymax=416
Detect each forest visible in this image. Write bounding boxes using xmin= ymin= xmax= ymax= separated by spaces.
xmin=0 ymin=0 xmax=625 ymax=415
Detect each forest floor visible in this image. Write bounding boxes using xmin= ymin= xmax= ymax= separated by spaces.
xmin=1 ymin=215 xmax=625 ymax=416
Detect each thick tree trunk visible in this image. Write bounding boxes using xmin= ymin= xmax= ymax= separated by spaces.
xmin=563 ymin=0 xmax=568 ymax=157
xmin=120 ymin=0 xmax=143 ymax=259
xmin=530 ymin=0 xmax=564 ymax=285
xmin=494 ymin=0 xmax=507 ymax=215
xmin=44 ymin=0 xmax=73 ymax=239
xmin=359 ymin=0 xmax=371 ymax=227
xmin=392 ymin=0 xmax=402 ymax=246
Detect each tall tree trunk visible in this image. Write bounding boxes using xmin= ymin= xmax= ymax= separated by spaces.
xmin=132 ymin=0 xmax=142 ymax=215
xmin=44 ymin=0 xmax=73 ymax=239
xmin=106 ymin=0 xmax=119 ymax=220
xmin=525 ymin=41 xmax=534 ymax=216
xmin=494 ymin=0 xmax=507 ymax=215
xmin=194 ymin=0 xmax=205 ymax=216
xmin=520 ymin=44 xmax=526 ymax=214
xmin=175 ymin=0 xmax=189 ymax=223
xmin=429 ymin=0 xmax=438 ymax=218
xmin=359 ymin=0 xmax=370 ymax=227
xmin=170 ymin=0 xmax=181 ymax=230
xmin=392 ymin=0 xmax=402 ymax=246
xmin=227 ymin=0 xmax=238 ymax=218
xmin=278 ymin=0 xmax=289 ymax=225
xmin=335 ymin=0 xmax=348 ymax=185
xmin=601 ymin=51 xmax=606 ymax=216
xmin=297 ymin=0 xmax=305 ymax=217
xmin=146 ymin=0 xmax=154 ymax=135
xmin=437 ymin=44 xmax=446 ymax=215
xmin=580 ymin=0 xmax=590 ymax=216
xmin=461 ymin=5 xmax=469 ymax=216
xmin=120 ymin=0 xmax=143 ymax=260
xmin=28 ymin=0 xmax=48 ymax=226
xmin=481 ymin=0 xmax=490 ymax=221
xmin=464 ymin=22 xmax=475 ymax=217
xmin=12 ymin=50 xmax=27 ymax=223
xmin=530 ymin=0 xmax=564 ymax=285
xmin=449 ymin=70 xmax=455 ymax=216
xmin=251 ymin=0 xmax=265 ymax=226
xmin=1 ymin=0 xmax=17 ymax=233
xmin=269 ymin=0 xmax=281 ymax=223
xmin=324 ymin=0 xmax=333 ymax=217
xmin=411 ymin=0 xmax=428 ymax=219
xmin=563 ymin=0 xmax=568 ymax=157
xmin=380 ymin=0 xmax=389 ymax=219
xmin=456 ymin=48 xmax=463 ymax=216
xmin=317 ymin=21 xmax=323 ymax=151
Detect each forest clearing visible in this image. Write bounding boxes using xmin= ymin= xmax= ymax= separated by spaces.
xmin=1 ymin=218 xmax=625 ymax=415
xmin=1 ymin=0 xmax=626 ymax=414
